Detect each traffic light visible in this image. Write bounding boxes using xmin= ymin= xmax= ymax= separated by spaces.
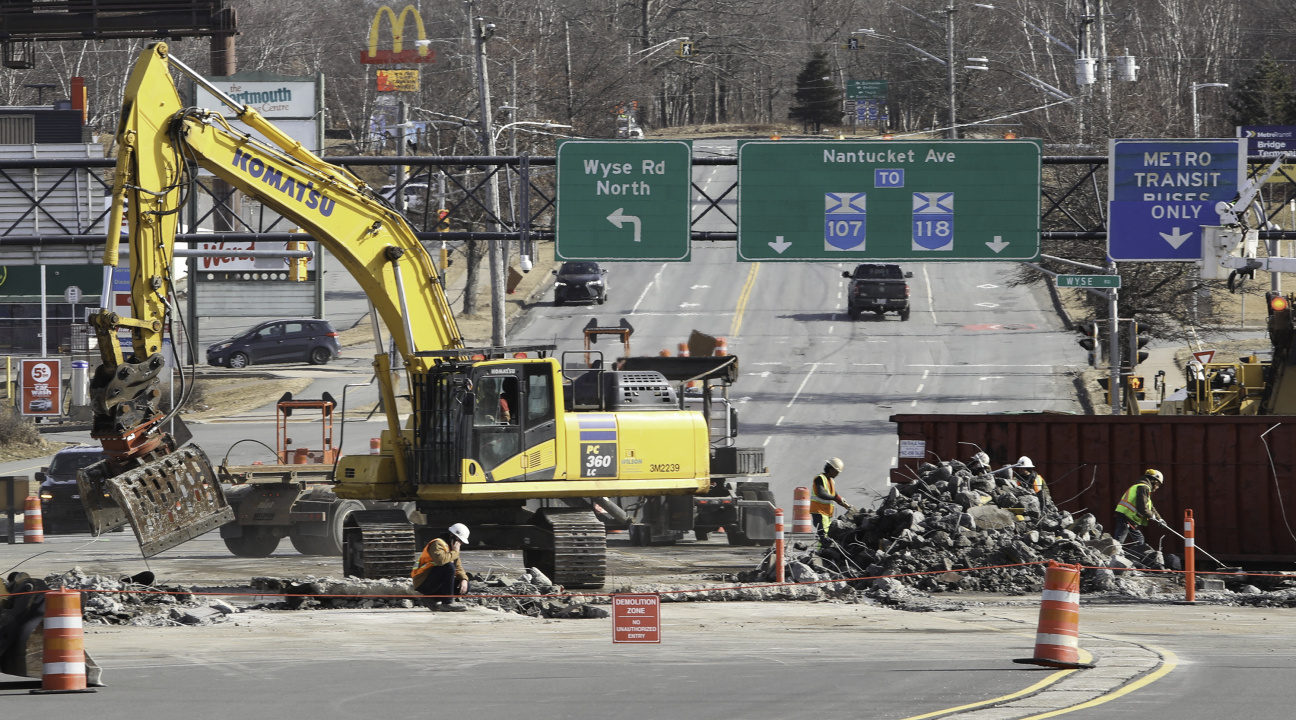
xmin=1076 ymin=320 xmax=1098 ymax=366
xmin=435 ymin=208 xmax=450 ymax=232
xmin=1128 ymin=320 xmax=1150 ymax=368
xmin=1267 ymin=291 xmax=1290 ymax=317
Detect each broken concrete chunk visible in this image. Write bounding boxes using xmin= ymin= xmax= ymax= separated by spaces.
xmin=968 ymin=505 xmax=1017 ymax=530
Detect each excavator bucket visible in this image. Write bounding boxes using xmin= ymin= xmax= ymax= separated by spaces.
xmin=77 ymin=445 xmax=234 ymax=557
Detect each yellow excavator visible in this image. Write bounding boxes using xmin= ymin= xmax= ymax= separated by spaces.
xmin=1147 ymin=292 xmax=1296 ymax=416
xmin=77 ymin=43 xmax=711 ymax=587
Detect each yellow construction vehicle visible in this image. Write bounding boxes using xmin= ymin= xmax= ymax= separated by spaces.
xmin=78 ymin=43 xmax=709 ymax=587
xmin=1154 ymin=292 xmax=1296 ymax=416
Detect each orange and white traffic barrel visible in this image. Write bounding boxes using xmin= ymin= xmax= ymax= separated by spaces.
xmin=714 ymin=338 xmax=728 ymax=356
xmin=774 ymin=508 xmax=785 ymax=583
xmin=370 ymin=438 xmax=381 ymax=454
xmin=1014 ymin=561 xmax=1095 ymax=669
xmin=677 ymin=343 xmax=689 ymax=357
xmin=24 ymin=495 xmax=43 ymax=544
xmin=32 ymin=589 xmax=95 ymax=694
xmin=792 ymin=487 xmax=813 ymax=534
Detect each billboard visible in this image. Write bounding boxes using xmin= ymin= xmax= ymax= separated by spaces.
xmin=20 ymin=358 xmax=60 ymax=417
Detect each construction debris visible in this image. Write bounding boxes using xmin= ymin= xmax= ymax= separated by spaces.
xmin=747 ymin=460 xmax=1181 ymax=596
xmin=51 ymin=567 xmax=240 ymax=626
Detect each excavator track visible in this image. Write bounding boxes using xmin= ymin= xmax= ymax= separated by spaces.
xmin=527 ymin=508 xmax=607 ymax=589
xmin=342 ymin=509 xmax=417 ymax=579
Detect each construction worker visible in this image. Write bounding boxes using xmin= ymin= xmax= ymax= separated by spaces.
xmin=412 ymin=523 xmax=471 ymax=612
xmin=1013 ymin=456 xmax=1053 ymax=507
xmin=810 ymin=458 xmax=854 ymax=546
xmin=967 ymin=451 xmax=992 ymax=475
xmin=1112 ymin=469 xmax=1165 ymax=547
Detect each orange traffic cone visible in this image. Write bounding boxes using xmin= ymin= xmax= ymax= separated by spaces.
xmin=1014 ymin=561 xmax=1095 ymax=668
xmin=23 ymin=496 xmax=43 ymax=543
xmin=370 ymin=437 xmax=381 ymax=454
xmin=31 ymin=589 xmax=95 ymax=694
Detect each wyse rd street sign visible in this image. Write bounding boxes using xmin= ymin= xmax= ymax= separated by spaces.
xmin=556 ymin=141 xmax=692 ymax=261
xmin=736 ymin=140 xmax=1041 ymax=262
xmin=1057 ymin=274 xmax=1121 ymax=289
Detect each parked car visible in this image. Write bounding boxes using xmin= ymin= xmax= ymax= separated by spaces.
xmin=553 ymin=261 xmax=608 ymax=305
xmin=37 ymin=445 xmax=106 ymax=534
xmin=843 ymin=263 xmax=913 ymax=320
xmin=207 ymin=319 xmax=341 ymax=369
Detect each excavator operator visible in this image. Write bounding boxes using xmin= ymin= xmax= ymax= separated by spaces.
xmin=1112 ymin=469 xmax=1165 ymax=547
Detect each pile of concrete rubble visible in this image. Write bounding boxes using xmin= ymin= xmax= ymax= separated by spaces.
xmin=49 ymin=567 xmax=239 ymax=626
xmin=250 ymin=569 xmax=610 ymax=619
xmin=751 ymin=460 xmax=1179 ymax=595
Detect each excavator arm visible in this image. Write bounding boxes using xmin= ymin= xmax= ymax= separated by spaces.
xmin=82 ymin=42 xmax=464 ymax=555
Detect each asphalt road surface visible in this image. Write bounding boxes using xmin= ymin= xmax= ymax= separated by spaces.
xmin=511 ymin=243 xmax=1085 ymax=506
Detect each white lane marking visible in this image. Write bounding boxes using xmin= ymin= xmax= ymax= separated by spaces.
xmin=837 ymin=291 xmax=843 ymax=300
xmin=890 ymin=457 xmax=897 ymax=467
xmin=789 ymin=365 xmax=819 ymax=408
xmin=763 ymin=436 xmax=772 ymax=447
xmin=978 ymin=283 xmax=999 ymax=289
xmin=745 ymin=371 xmax=771 ymax=377
xmin=977 ymin=302 xmax=999 ymax=308
xmin=680 ymin=302 xmax=700 ymax=308
xmin=829 ymin=326 xmax=835 ymax=334
xmin=737 ymin=396 xmax=751 ymax=404
xmin=979 ymin=376 xmax=1005 ymax=380
xmin=776 ymin=415 xmax=785 ymax=426
xmin=922 ymin=264 xmax=937 ymax=323
xmin=971 ymin=400 xmax=1000 ymax=405
xmin=916 ymin=384 xmax=924 ymax=393
xmin=631 ymin=282 xmax=654 ymax=314
xmin=852 ymin=363 xmax=884 ymax=366
xmin=910 ymin=399 xmax=918 ymax=407
xmin=691 ymin=285 xmax=710 ymax=289
xmin=751 ymin=362 xmax=782 ymax=366
xmin=922 ymin=370 xmax=929 ymax=379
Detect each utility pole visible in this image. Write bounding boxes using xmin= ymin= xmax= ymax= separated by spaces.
xmin=396 ymin=100 xmax=408 ymax=213
xmin=1096 ymin=0 xmax=1110 ymax=125
xmin=1108 ymin=262 xmax=1121 ymax=415
xmin=472 ymin=9 xmax=505 ymax=346
xmin=945 ymin=0 xmax=957 ymax=139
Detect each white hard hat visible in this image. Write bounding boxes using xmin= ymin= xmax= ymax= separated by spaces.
xmin=826 ymin=457 xmax=845 ymax=472
xmin=448 ymin=523 xmax=471 ymax=546
xmin=1016 ymin=456 xmax=1034 ymax=469
xmin=972 ymin=451 xmax=990 ymax=466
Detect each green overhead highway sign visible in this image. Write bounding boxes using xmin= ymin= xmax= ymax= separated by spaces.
xmin=1057 ymin=274 xmax=1121 ymax=289
xmin=737 ymin=140 xmax=1041 ymax=262
xmin=556 ymin=140 xmax=692 ymax=261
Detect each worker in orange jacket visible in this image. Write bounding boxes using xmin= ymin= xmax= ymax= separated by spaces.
xmin=412 ymin=523 xmax=471 ymax=612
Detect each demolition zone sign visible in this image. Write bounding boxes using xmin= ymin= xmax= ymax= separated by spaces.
xmin=613 ymin=594 xmax=660 ymax=643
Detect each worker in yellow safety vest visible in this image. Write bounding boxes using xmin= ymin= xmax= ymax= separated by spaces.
xmin=1112 ymin=469 xmax=1165 ymax=547
xmin=1012 ymin=456 xmax=1053 ymax=507
xmin=810 ymin=458 xmax=854 ymax=546
xmin=412 ymin=523 xmax=472 ymax=612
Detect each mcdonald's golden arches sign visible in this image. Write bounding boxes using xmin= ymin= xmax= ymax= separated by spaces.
xmin=361 ymin=5 xmax=436 ymax=64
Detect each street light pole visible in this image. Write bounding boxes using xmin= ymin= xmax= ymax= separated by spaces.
xmin=472 ymin=9 xmax=505 ymax=345
xmin=946 ymin=0 xmax=958 ymax=139
xmin=1191 ymin=82 xmax=1229 ymax=138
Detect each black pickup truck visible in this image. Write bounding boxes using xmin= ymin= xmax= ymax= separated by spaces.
xmin=843 ymin=263 xmax=913 ymax=320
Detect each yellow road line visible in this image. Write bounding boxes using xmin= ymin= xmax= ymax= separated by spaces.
xmin=1016 ymin=647 xmax=1179 ymax=720
xmin=729 ymin=263 xmax=760 ymax=338
xmin=895 ymin=649 xmax=1091 ymax=720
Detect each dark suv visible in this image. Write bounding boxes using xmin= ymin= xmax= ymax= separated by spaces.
xmin=843 ymin=264 xmax=913 ymax=321
xmin=37 ymin=445 xmax=106 ymax=534
xmin=207 ymin=319 xmax=341 ymax=368
xmin=553 ymin=262 xmax=608 ymax=305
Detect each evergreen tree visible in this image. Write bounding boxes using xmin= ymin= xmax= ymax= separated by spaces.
xmin=1228 ymin=55 xmax=1296 ymax=127
xmin=789 ymin=52 xmax=842 ymax=133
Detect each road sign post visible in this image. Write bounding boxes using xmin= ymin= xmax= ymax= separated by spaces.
xmin=1107 ymin=139 xmax=1245 ymax=262
xmin=1057 ymin=275 xmax=1121 ymax=289
xmin=556 ymin=141 xmax=692 ymax=261
xmin=737 ymin=140 xmax=1041 ymax=261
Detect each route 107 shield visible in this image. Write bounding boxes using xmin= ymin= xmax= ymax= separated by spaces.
xmin=825 ymin=192 xmax=867 ymax=251
xmin=581 ymin=442 xmax=617 ymax=478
